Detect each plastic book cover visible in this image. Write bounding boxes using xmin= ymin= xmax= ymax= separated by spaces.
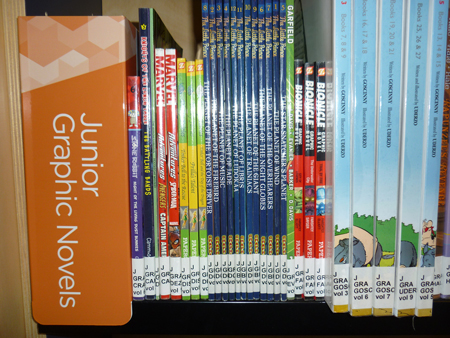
xmin=294 ymin=59 xmax=305 ymax=299
xmin=265 ymin=0 xmax=275 ymax=302
xmin=245 ymin=0 xmax=255 ymax=301
xmin=177 ymin=58 xmax=191 ymax=301
xmin=372 ymin=0 xmax=405 ymax=317
xmin=19 ymin=15 xmax=136 ymax=325
xmin=252 ymin=0 xmax=261 ymax=300
xmin=127 ymin=76 xmax=145 ymax=301
xmin=258 ymin=0 xmax=268 ymax=301
xmin=279 ymin=0 xmax=290 ymax=301
xmin=187 ymin=61 xmax=200 ymax=300
xmin=196 ymin=59 xmax=209 ymax=300
xmin=315 ymin=62 xmax=327 ymax=300
xmin=165 ymin=49 xmax=181 ymax=300
xmin=394 ymin=0 xmax=430 ymax=317
xmin=415 ymin=0 xmax=449 ymax=317
xmin=303 ymin=62 xmax=316 ymax=300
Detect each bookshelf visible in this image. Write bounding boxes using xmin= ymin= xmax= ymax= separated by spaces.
xmin=1 ymin=0 xmax=450 ymax=337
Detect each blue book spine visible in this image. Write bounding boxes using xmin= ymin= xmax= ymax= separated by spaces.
xmin=272 ymin=0 xmax=281 ymax=302
xmin=223 ymin=0 xmax=235 ymax=300
xmin=251 ymin=0 xmax=261 ymax=300
xmin=279 ymin=0 xmax=289 ymax=301
xmin=209 ymin=0 xmax=222 ymax=301
xmin=258 ymin=0 xmax=267 ymax=301
xmin=237 ymin=0 xmax=247 ymax=300
xmin=231 ymin=0 xmax=241 ymax=300
xmin=138 ymin=8 xmax=156 ymax=301
xmin=202 ymin=0 xmax=215 ymax=301
xmin=216 ymin=0 xmax=229 ymax=301
xmin=265 ymin=0 xmax=274 ymax=302
xmin=244 ymin=0 xmax=254 ymax=300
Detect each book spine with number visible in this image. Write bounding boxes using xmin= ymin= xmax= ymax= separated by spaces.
xmin=303 ymin=62 xmax=315 ymax=300
xmin=294 ymin=59 xmax=304 ymax=299
xmin=187 ymin=61 xmax=200 ymax=300
xmin=165 ymin=49 xmax=181 ymax=300
xmin=127 ymin=76 xmax=145 ymax=301
xmin=245 ymin=0 xmax=254 ymax=300
xmin=394 ymin=0 xmax=430 ymax=317
xmin=138 ymin=9 xmax=156 ymax=300
xmin=372 ymin=0 xmax=404 ymax=316
xmin=177 ymin=58 xmax=191 ymax=301
xmin=273 ymin=0 xmax=282 ymax=302
xmin=286 ymin=0 xmax=296 ymax=301
xmin=416 ymin=0 xmax=449 ymax=316
xmin=258 ymin=0 xmax=267 ymax=301
xmin=265 ymin=0 xmax=275 ymax=302
xmin=279 ymin=0 xmax=290 ymax=301
xmin=252 ymin=0 xmax=261 ymax=300
xmin=237 ymin=0 xmax=248 ymax=299
xmin=155 ymin=48 xmax=170 ymax=300
xmin=315 ymin=62 xmax=327 ymax=300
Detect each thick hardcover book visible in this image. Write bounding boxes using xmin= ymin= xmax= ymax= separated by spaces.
xmin=138 ymin=9 xmax=156 ymax=300
xmin=127 ymin=76 xmax=145 ymax=301
xmin=177 ymin=58 xmax=191 ymax=301
xmin=258 ymin=0 xmax=268 ymax=300
xmin=325 ymin=0 xmax=351 ymax=313
xmin=303 ymin=62 xmax=316 ymax=300
xmin=394 ymin=0 xmax=430 ymax=317
xmin=19 ymin=16 xmax=136 ymax=325
xmin=373 ymin=0 xmax=404 ymax=317
xmin=245 ymin=0 xmax=255 ymax=300
xmin=265 ymin=0 xmax=275 ymax=302
xmin=165 ymin=49 xmax=181 ymax=300
xmin=315 ymin=62 xmax=327 ymax=300
xmin=237 ymin=0 xmax=248 ymax=299
xmin=416 ymin=0 xmax=449 ymax=316
xmin=202 ymin=0 xmax=215 ymax=301
xmin=155 ymin=48 xmax=170 ymax=300
xmin=139 ymin=8 xmax=182 ymax=300
xmin=273 ymin=0 xmax=282 ymax=302
xmin=196 ymin=59 xmax=209 ymax=300
xmin=252 ymin=0 xmax=261 ymax=300
xmin=294 ymin=60 xmax=304 ymax=299
xmin=187 ymin=61 xmax=200 ymax=300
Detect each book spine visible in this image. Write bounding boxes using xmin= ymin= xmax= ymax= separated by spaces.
xmin=177 ymin=58 xmax=191 ymax=301
xmin=196 ymin=59 xmax=209 ymax=300
xmin=258 ymin=0 xmax=267 ymax=301
xmin=210 ymin=0 xmax=222 ymax=301
xmin=303 ymin=62 xmax=315 ymax=300
xmin=279 ymin=0 xmax=289 ymax=301
xmin=373 ymin=0 xmax=404 ymax=316
xmin=237 ymin=0 xmax=247 ymax=299
xmin=294 ymin=59 xmax=304 ymax=299
xmin=244 ymin=0 xmax=254 ymax=300
xmin=265 ymin=0 xmax=274 ymax=302
xmin=273 ymin=0 xmax=282 ymax=302
xmin=252 ymin=0 xmax=261 ymax=300
xmin=186 ymin=61 xmax=200 ymax=300
xmin=138 ymin=8 xmax=156 ymax=301
xmin=165 ymin=49 xmax=181 ymax=300
xmin=315 ymin=62 xmax=326 ymax=300
xmin=127 ymin=76 xmax=145 ymax=301
xmin=203 ymin=0 xmax=215 ymax=301
xmin=327 ymin=0 xmax=352 ymax=313
xmin=216 ymin=0 xmax=229 ymax=301
xmin=416 ymin=0 xmax=449 ymax=316
xmin=155 ymin=49 xmax=170 ymax=300
xmin=395 ymin=0 xmax=430 ymax=317
xmin=223 ymin=0 xmax=235 ymax=301
xmin=285 ymin=0 xmax=296 ymax=301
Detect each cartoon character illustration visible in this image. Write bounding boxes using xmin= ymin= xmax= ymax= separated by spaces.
xmin=181 ymin=208 xmax=188 ymax=228
xmin=399 ymin=240 xmax=417 ymax=267
xmin=304 ymin=187 xmax=315 ymax=215
xmin=420 ymin=219 xmax=436 ymax=267
xmin=169 ymin=226 xmax=180 ymax=257
xmin=200 ymin=209 xmax=207 ymax=230
xmin=128 ymin=110 xmax=139 ymax=128
xmin=190 ymin=210 xmax=198 ymax=231
xmin=421 ymin=244 xmax=435 ymax=267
